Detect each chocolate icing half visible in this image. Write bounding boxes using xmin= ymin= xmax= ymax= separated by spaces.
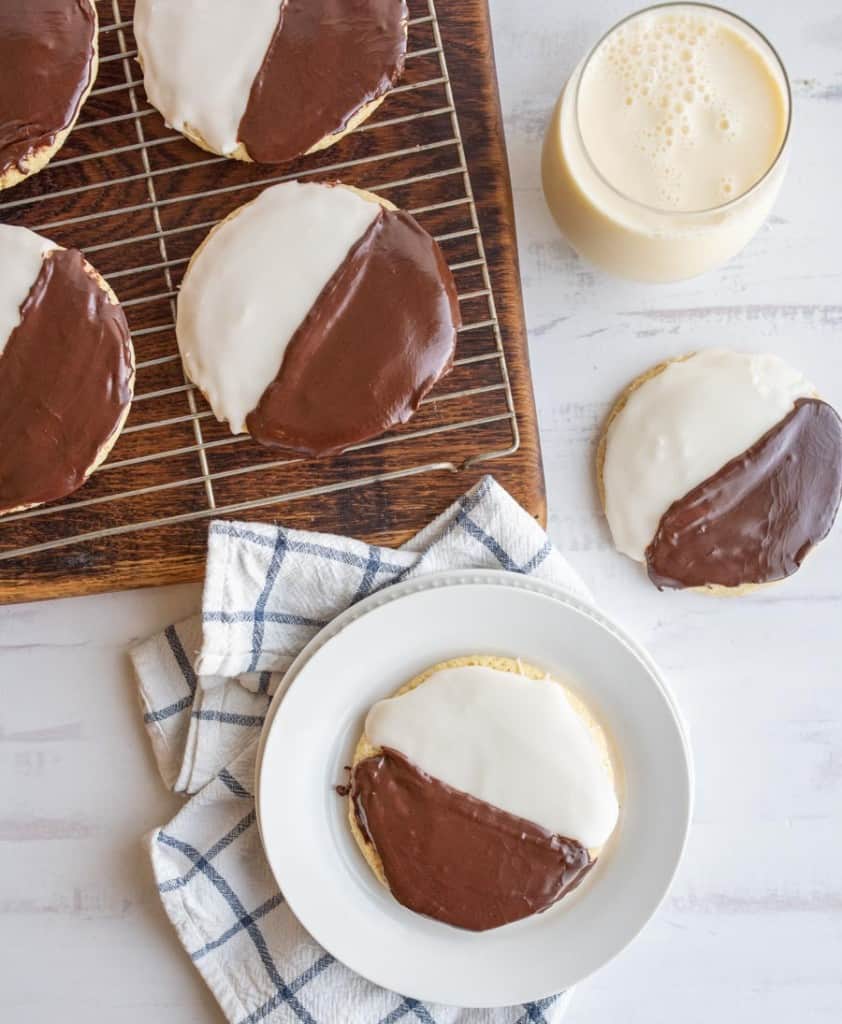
xmin=239 ymin=0 xmax=407 ymax=164
xmin=646 ymin=398 xmax=842 ymax=590
xmin=0 ymin=0 xmax=96 ymax=178
xmin=351 ymin=748 xmax=592 ymax=931
xmin=246 ymin=206 xmax=459 ymax=455
xmin=0 ymin=249 xmax=133 ymax=513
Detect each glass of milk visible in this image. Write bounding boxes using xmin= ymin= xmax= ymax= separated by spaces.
xmin=542 ymin=3 xmax=791 ymax=282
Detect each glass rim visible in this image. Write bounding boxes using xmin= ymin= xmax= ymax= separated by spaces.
xmin=572 ymin=1 xmax=793 ymax=217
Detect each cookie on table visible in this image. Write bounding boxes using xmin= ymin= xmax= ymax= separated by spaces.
xmin=0 ymin=224 xmax=134 ymax=516
xmin=597 ymin=349 xmax=842 ymax=592
xmin=134 ymin=0 xmax=408 ymax=164
xmin=176 ymin=180 xmax=460 ymax=457
xmin=347 ymin=655 xmax=619 ymax=931
xmin=0 ymin=0 xmax=99 ymax=190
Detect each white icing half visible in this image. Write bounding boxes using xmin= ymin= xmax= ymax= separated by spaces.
xmin=603 ymin=349 xmax=814 ymax=561
xmin=365 ymin=665 xmax=619 ymax=849
xmin=134 ymin=0 xmax=282 ymax=156
xmin=0 ymin=224 xmax=57 ymax=361
xmin=176 ymin=182 xmax=381 ymax=434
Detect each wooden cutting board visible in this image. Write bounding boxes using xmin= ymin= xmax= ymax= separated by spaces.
xmin=0 ymin=0 xmax=544 ymax=604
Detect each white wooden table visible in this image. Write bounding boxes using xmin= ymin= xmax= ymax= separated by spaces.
xmin=1 ymin=1 xmax=840 ymax=1020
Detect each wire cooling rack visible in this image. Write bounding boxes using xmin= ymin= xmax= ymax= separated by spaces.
xmin=0 ymin=0 xmax=520 ymax=566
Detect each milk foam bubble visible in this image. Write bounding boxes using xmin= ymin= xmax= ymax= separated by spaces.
xmin=577 ymin=7 xmax=787 ymax=211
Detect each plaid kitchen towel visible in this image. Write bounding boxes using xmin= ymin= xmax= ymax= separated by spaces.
xmin=131 ymin=476 xmax=589 ymax=1023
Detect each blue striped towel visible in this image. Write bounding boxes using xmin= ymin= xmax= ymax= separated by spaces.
xmin=131 ymin=476 xmax=590 ymax=1023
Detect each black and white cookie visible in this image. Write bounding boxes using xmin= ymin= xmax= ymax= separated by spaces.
xmin=348 ymin=656 xmax=619 ymax=931
xmin=598 ymin=350 xmax=842 ymax=592
xmin=134 ymin=0 xmax=408 ymax=164
xmin=176 ymin=181 xmax=460 ymax=457
xmin=0 ymin=0 xmax=98 ymax=189
xmin=0 ymin=224 xmax=134 ymax=515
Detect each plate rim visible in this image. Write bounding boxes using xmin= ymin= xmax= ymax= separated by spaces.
xmin=255 ymin=570 xmax=694 ymax=1005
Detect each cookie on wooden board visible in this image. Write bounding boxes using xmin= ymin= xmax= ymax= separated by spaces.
xmin=0 ymin=0 xmax=99 ymax=190
xmin=134 ymin=0 xmax=408 ymax=164
xmin=176 ymin=180 xmax=460 ymax=457
xmin=597 ymin=349 xmax=842 ymax=593
xmin=347 ymin=655 xmax=619 ymax=931
xmin=0 ymin=224 xmax=135 ymax=516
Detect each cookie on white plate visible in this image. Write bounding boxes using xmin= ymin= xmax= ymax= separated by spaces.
xmin=0 ymin=0 xmax=99 ymax=190
xmin=347 ymin=655 xmax=619 ymax=931
xmin=0 ymin=224 xmax=134 ymax=515
xmin=598 ymin=349 xmax=842 ymax=592
xmin=134 ymin=0 xmax=408 ymax=164
xmin=176 ymin=180 xmax=460 ymax=457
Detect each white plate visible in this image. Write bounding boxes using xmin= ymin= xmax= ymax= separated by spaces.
xmin=256 ymin=571 xmax=693 ymax=1007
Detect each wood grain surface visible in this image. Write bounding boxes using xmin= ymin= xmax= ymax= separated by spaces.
xmin=0 ymin=0 xmax=545 ymax=604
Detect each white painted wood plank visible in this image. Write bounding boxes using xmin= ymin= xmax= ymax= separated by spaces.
xmin=0 ymin=585 xmax=220 ymax=1020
